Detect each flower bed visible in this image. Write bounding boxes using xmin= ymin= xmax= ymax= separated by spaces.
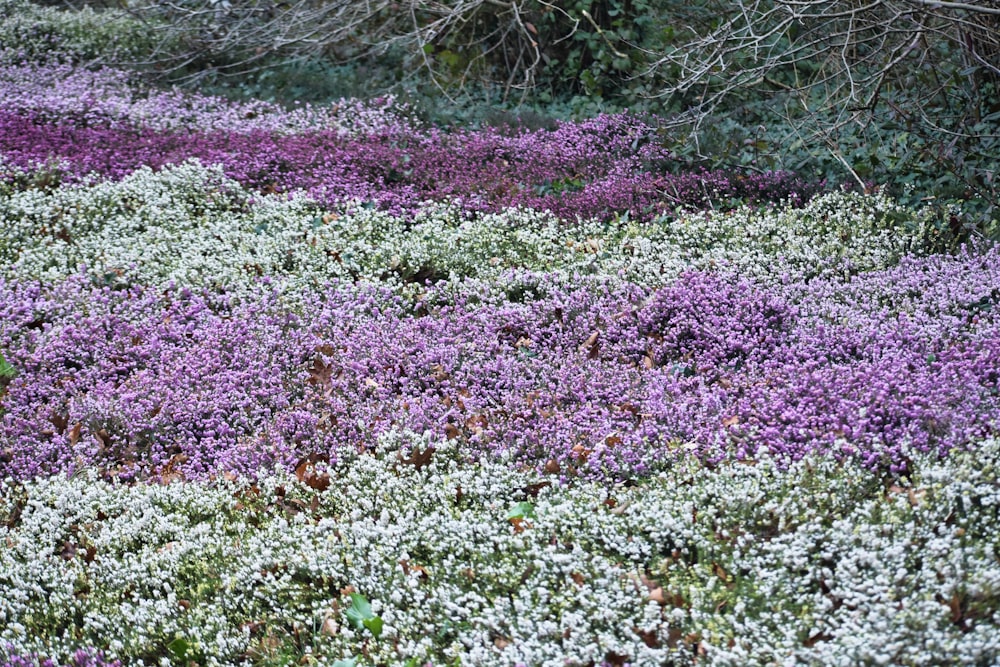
xmin=1 ymin=58 xmax=998 ymax=667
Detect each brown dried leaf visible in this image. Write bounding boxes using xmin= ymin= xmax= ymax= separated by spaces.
xmin=522 ymin=481 xmax=550 ymax=497
xmin=950 ymin=594 xmax=964 ymax=625
xmin=635 ymin=627 xmax=661 ymax=648
xmin=308 ymin=358 xmax=332 ymax=386
xmin=571 ymin=444 xmax=591 ymax=463
xmin=68 ymin=422 xmax=82 ymax=446
xmin=604 ymin=651 xmax=629 ymax=667
xmin=908 ymin=488 xmax=926 ymax=507
xmin=399 ymin=559 xmax=428 ymax=580
xmin=579 ymin=331 xmax=601 ymax=359
xmin=160 ymin=452 xmax=189 ymax=485
xmin=50 ymin=412 xmax=69 ymax=434
xmin=803 ymin=631 xmax=832 ymax=647
xmin=94 ymin=428 xmax=112 ymax=451
xmin=320 ymin=617 xmax=339 ymax=637
xmin=294 ymin=453 xmax=331 ymax=492
xmin=398 ymin=446 xmax=435 ymax=470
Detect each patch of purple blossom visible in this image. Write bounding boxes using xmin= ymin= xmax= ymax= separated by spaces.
xmin=1 ymin=648 xmax=120 ymax=667
xmin=0 ymin=67 xmax=818 ymax=221
xmin=1 ymin=247 xmax=997 ymax=483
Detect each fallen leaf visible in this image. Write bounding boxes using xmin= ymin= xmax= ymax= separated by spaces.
xmin=579 ymin=331 xmax=600 ymax=359
xmin=294 ymin=453 xmax=331 ymax=492
xmin=320 ymin=617 xmax=339 ymax=637
xmin=398 ymin=559 xmax=429 ymax=581
xmin=712 ymin=562 xmax=734 ymax=588
xmin=50 ymin=412 xmax=69 ymax=434
xmin=159 ymin=452 xmax=189 ymax=485
xmin=94 ymin=428 xmax=112 ymax=451
xmin=635 ymin=627 xmax=661 ymax=648
xmin=604 ymin=651 xmax=628 ymax=667
xmin=803 ymin=631 xmax=832 ymax=647
xmin=522 ymin=482 xmax=550 ymax=497
xmin=398 ymin=445 xmax=435 ymax=470
xmin=949 ymin=593 xmax=965 ymax=626
xmin=308 ymin=357 xmax=333 ymax=386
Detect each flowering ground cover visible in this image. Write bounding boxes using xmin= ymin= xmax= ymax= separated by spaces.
xmin=0 ymin=59 xmax=819 ymax=222
xmin=1 ymin=56 xmax=1000 ymax=667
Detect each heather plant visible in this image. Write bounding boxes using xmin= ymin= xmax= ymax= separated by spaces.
xmin=0 ymin=160 xmax=946 ymax=295
xmin=0 ymin=0 xmax=158 ymax=67
xmin=0 ymin=62 xmax=420 ymax=138
xmin=0 ymin=74 xmax=821 ymax=221
xmin=1 ymin=432 xmax=998 ymax=666
xmin=1 ymin=11 xmax=999 ymax=665
xmin=1 ymin=248 xmax=998 ymax=483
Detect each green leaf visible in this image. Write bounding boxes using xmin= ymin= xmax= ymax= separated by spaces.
xmin=507 ymin=501 xmax=536 ymax=520
xmin=345 ymin=592 xmax=383 ymax=639
xmin=167 ymin=637 xmax=191 ymax=660
xmin=363 ymin=616 xmax=384 ymax=639
xmin=332 ymin=659 xmax=358 ymax=667
xmin=0 ymin=353 xmax=14 ymax=379
xmin=345 ymin=593 xmax=372 ymax=629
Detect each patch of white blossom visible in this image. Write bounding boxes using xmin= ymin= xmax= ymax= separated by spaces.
xmin=2 ymin=434 xmax=999 ymax=666
xmin=1 ymin=161 xmax=945 ymax=299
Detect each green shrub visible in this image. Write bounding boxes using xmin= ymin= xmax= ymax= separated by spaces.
xmin=0 ymin=0 xmax=163 ymax=65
